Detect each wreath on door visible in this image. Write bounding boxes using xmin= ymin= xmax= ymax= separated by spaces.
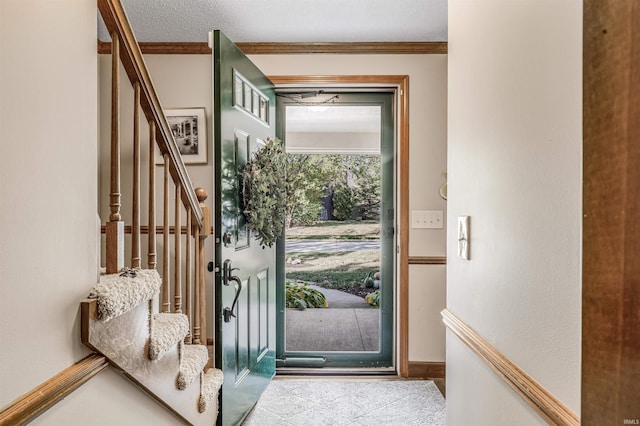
xmin=242 ymin=137 xmax=286 ymax=248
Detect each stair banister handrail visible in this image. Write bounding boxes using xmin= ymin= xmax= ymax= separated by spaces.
xmin=97 ymin=0 xmax=203 ymax=227
xmin=99 ymin=0 xmax=211 ymax=344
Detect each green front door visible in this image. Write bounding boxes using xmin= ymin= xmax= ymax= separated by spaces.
xmin=212 ymin=30 xmax=276 ymax=426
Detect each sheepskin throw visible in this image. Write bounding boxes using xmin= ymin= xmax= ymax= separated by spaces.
xmin=177 ymin=344 xmax=209 ymax=390
xmin=88 ymin=269 xmax=161 ymax=321
xmin=199 ymin=368 xmax=224 ymax=413
xmin=149 ymin=313 xmax=190 ymax=361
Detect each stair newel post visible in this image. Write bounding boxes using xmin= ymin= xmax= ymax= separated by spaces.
xmin=162 ymin=154 xmax=171 ymax=313
xmin=193 ymin=225 xmax=201 ymax=344
xmin=148 ymin=120 xmax=156 ymax=270
xmin=184 ymin=206 xmax=192 ymax=344
xmin=131 ymin=82 xmax=141 ymax=269
xmin=106 ymin=31 xmax=124 ymax=274
xmin=196 ymin=187 xmax=210 ymax=348
xmin=174 ymin=184 xmax=182 ymax=313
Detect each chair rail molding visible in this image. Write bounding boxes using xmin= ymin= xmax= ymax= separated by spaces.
xmin=441 ymin=309 xmax=579 ymax=426
xmin=0 ymin=354 xmax=108 ymax=425
xmin=408 ymin=256 xmax=446 ymax=265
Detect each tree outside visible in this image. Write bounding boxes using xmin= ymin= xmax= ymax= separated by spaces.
xmin=284 ymin=153 xmax=382 ymax=302
xmin=284 ymin=154 xmax=381 ymax=227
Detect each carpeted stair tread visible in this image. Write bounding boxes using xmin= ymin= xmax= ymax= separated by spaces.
xmin=88 ymin=269 xmax=161 ymax=321
xmin=177 ymin=344 xmax=209 ymax=390
xmin=199 ymin=368 xmax=224 ymax=413
xmin=149 ymin=313 xmax=190 ymax=360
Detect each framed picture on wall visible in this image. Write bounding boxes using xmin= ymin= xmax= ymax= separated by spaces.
xmin=156 ymin=107 xmax=207 ymax=165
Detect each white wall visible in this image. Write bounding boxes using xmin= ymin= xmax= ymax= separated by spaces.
xmin=32 ymin=368 xmax=180 ymax=426
xmin=447 ymin=1 xmax=582 ymax=424
xmin=0 ymin=1 xmax=196 ymax=423
xmin=0 ymin=0 xmax=99 ymax=404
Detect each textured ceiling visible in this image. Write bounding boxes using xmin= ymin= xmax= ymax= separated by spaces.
xmin=99 ymin=0 xmax=448 ymax=43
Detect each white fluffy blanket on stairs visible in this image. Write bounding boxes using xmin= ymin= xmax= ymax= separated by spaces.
xmin=88 ymin=269 xmax=161 ymax=321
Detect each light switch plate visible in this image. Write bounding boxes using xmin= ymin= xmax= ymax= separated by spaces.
xmin=411 ymin=210 xmax=443 ymax=229
xmin=458 ymin=216 xmax=470 ymax=260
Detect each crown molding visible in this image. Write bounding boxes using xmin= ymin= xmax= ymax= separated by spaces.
xmin=98 ymin=40 xmax=447 ymax=55
xmin=237 ymin=42 xmax=447 ymax=55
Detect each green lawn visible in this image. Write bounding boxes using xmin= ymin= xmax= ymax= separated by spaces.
xmin=285 ymin=249 xmax=379 ymax=290
xmin=286 ymin=220 xmax=379 ymax=240
xmin=285 ymin=221 xmax=381 ymax=294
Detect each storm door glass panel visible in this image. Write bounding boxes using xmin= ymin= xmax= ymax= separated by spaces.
xmin=277 ymin=94 xmax=394 ymax=368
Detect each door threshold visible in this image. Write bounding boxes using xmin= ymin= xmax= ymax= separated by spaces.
xmin=276 ymin=367 xmax=397 ymax=377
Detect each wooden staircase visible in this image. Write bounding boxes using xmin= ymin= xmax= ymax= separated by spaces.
xmin=81 ymin=0 xmax=221 ymax=424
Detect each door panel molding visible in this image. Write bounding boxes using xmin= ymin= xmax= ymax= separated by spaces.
xmin=270 ymin=75 xmax=410 ymax=376
xmin=256 ymin=269 xmax=269 ymax=362
xmin=235 ymin=276 xmax=250 ymax=382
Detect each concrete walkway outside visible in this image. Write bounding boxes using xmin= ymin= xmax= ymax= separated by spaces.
xmin=307 ymin=284 xmax=373 ymax=309
xmin=286 ymin=308 xmax=380 ymax=351
xmin=285 ymin=286 xmax=379 ymax=352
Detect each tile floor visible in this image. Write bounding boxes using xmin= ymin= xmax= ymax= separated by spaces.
xmin=242 ymin=379 xmax=446 ymax=426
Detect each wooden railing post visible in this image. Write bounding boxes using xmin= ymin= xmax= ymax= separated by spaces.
xmin=131 ymin=82 xmax=141 ymax=268
xmin=184 ymin=206 xmax=192 ymax=344
xmin=147 ymin=121 xmax=156 ymax=270
xmin=193 ymin=225 xmax=201 ymax=344
xmin=162 ymin=154 xmax=170 ymax=313
xmin=105 ymin=31 xmax=124 ymax=274
xmin=195 ymin=188 xmax=210 ymax=347
xmin=174 ymin=184 xmax=182 ymax=313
